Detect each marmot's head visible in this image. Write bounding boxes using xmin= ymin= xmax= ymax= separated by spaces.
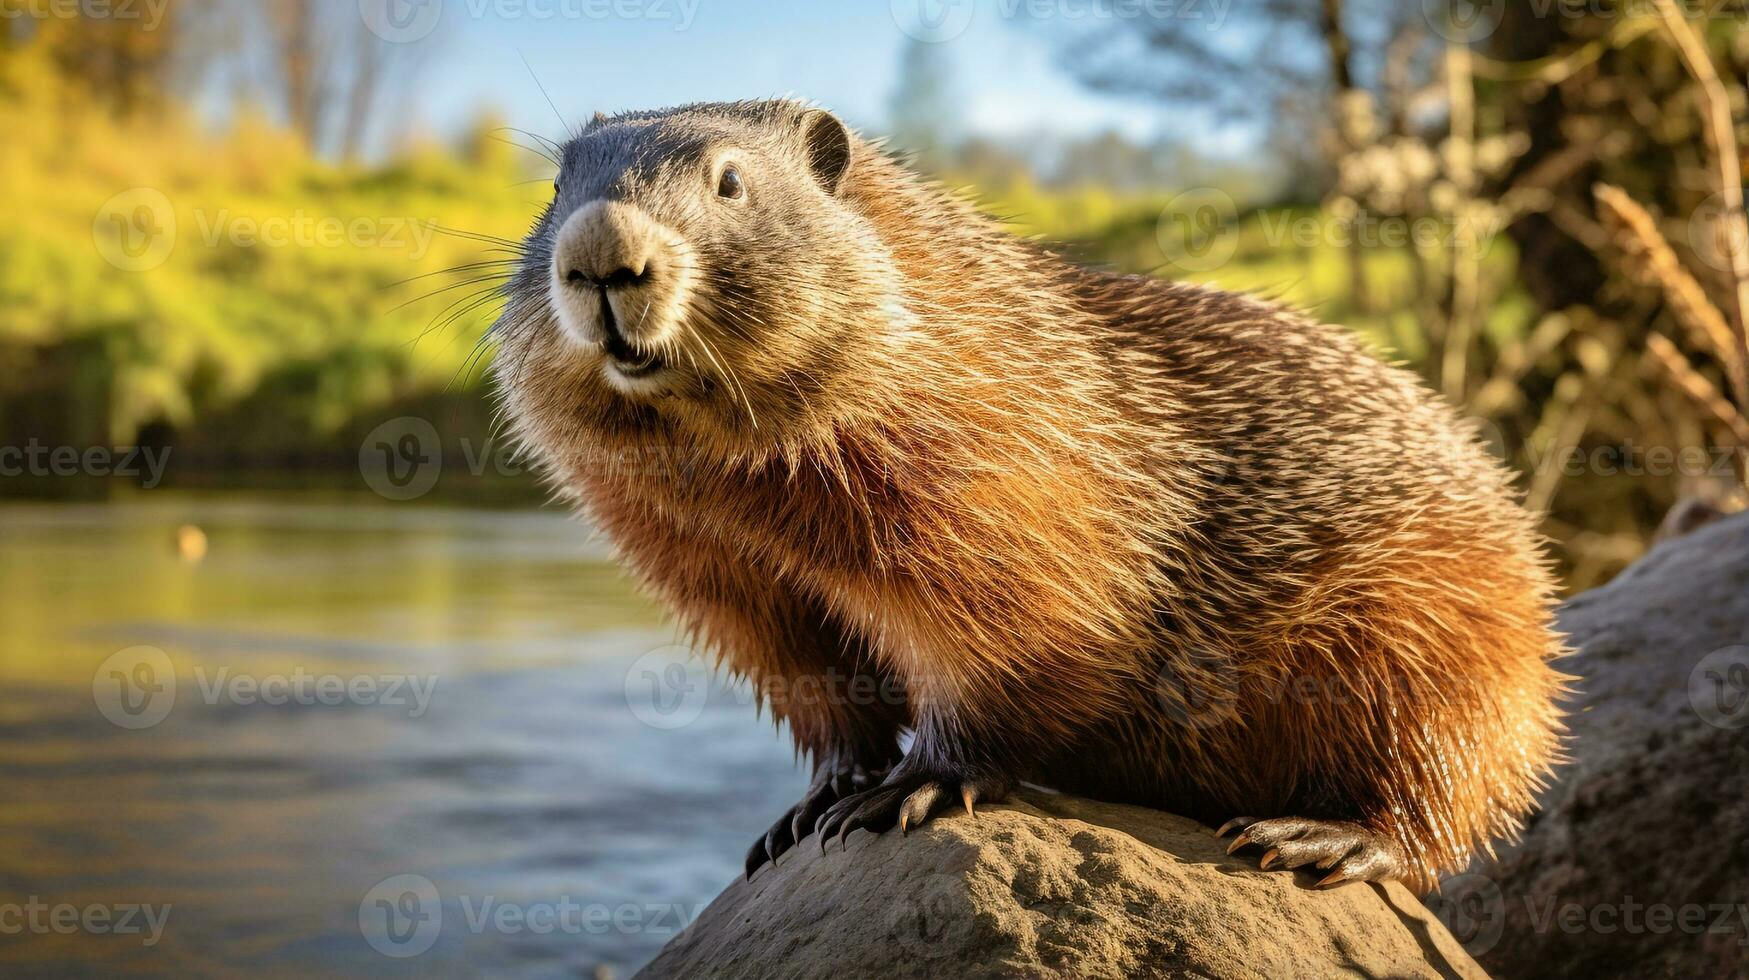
xmin=495 ymin=100 xmax=905 ymax=453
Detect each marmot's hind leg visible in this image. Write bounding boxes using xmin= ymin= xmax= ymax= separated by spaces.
xmin=1216 ymin=816 xmax=1406 ymax=888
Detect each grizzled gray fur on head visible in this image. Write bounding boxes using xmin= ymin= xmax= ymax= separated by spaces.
xmin=496 ymin=100 xmax=898 ymax=429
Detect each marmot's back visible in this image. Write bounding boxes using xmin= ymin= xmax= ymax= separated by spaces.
xmin=1044 ymin=273 xmax=1566 ymax=889
xmin=1100 ymin=274 xmax=1531 ymax=591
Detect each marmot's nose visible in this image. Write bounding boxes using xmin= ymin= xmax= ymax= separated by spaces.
xmin=565 ymin=265 xmax=645 ymax=289
xmin=553 ymin=201 xmax=659 ymax=291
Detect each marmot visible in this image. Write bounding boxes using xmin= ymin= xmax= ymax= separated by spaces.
xmin=491 ymin=100 xmax=1567 ymax=893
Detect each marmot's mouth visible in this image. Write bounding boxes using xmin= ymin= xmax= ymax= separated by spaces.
xmin=603 ymin=328 xmax=664 ymax=377
xmin=599 ymin=290 xmax=665 ymax=378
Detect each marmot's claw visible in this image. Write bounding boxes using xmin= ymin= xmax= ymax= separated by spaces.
xmin=814 ymin=769 xmax=1009 ymax=852
xmin=787 ymin=783 xmax=835 ymax=848
xmin=744 ymin=836 xmax=772 ymax=881
xmin=1218 ymin=815 xmax=1406 ymax=887
xmin=744 ymin=806 xmax=794 ymax=879
xmin=1215 ymin=816 xmax=1255 ymax=838
xmin=815 ymin=782 xmax=906 ymax=851
xmin=747 ymin=757 xmax=889 ymax=879
xmin=898 ymin=783 xmax=943 ymax=833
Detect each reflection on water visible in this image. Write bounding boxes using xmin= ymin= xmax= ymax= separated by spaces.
xmin=0 ymin=496 xmax=805 ymax=977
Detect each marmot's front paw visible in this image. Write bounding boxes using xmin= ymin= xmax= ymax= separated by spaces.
xmin=745 ymin=755 xmax=889 ymax=878
xmin=814 ymin=765 xmax=1012 ymax=852
xmin=1217 ymin=815 xmax=1407 ymax=887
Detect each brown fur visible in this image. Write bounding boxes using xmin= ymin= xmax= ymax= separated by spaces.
xmin=491 ymin=100 xmax=1568 ymax=892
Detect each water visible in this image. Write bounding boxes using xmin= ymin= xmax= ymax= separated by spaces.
xmin=0 ymin=495 xmax=806 ymax=978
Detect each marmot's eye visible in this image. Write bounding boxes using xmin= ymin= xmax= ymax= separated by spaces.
xmin=552 ymin=176 xmax=561 ymax=195
xmin=717 ymin=166 xmax=744 ymax=200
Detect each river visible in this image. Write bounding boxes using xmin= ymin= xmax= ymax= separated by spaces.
xmin=0 ymin=495 xmax=805 ymax=977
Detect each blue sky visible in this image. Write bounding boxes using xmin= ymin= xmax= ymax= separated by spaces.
xmin=391 ymin=0 xmax=1252 ymax=153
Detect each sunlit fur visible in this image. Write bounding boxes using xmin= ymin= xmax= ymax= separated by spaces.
xmin=491 ymin=100 xmax=1568 ymax=893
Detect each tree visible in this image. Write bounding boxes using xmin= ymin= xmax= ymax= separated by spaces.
xmin=887 ymin=37 xmax=960 ymax=171
xmin=248 ymin=0 xmax=425 ymax=157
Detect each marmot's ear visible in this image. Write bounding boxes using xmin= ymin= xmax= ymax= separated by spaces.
xmin=800 ymin=108 xmax=852 ymax=195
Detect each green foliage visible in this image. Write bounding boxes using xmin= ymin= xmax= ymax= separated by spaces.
xmin=975 ymin=181 xmax=1535 ymax=374
xmin=0 ymin=46 xmax=541 ymax=446
xmin=1 ymin=38 xmax=1531 ymax=518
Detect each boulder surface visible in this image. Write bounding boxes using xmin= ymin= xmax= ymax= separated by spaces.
xmin=637 ymin=792 xmax=1485 ymax=979
xmin=1450 ymin=510 xmax=1749 ymax=979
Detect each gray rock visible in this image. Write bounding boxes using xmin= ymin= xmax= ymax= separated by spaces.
xmin=1448 ymin=510 xmax=1749 ymax=979
xmin=638 ymin=792 xmax=1485 ymax=979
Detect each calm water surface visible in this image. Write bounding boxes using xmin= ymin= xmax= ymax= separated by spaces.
xmin=0 ymin=495 xmax=805 ymax=978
